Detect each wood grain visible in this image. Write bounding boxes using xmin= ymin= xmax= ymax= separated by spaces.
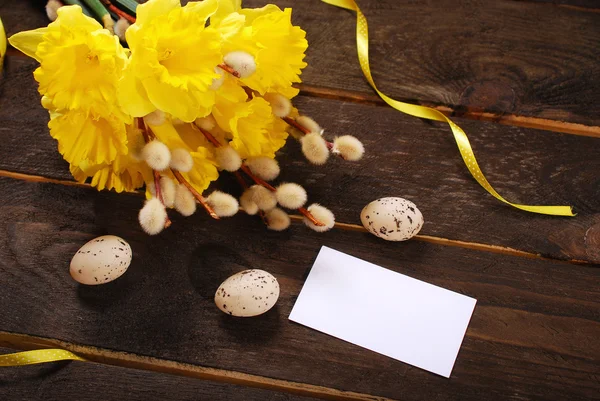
xmin=3 ymin=0 xmax=600 ymax=128
xmin=1 ymin=56 xmax=598 ymax=263
xmin=0 ymin=178 xmax=598 ymax=400
xmin=0 ymin=348 xmax=319 ymax=401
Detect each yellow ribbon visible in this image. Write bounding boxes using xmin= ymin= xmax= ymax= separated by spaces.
xmin=0 ymin=349 xmax=85 ymax=366
xmin=321 ymin=0 xmax=574 ymax=216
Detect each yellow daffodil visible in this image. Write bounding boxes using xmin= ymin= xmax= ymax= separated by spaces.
xmin=213 ymin=2 xmax=308 ymax=98
xmin=71 ymin=125 xmax=153 ymax=193
xmin=49 ymin=109 xmax=128 ymax=166
xmin=9 ymin=6 xmax=128 ymax=116
xmin=212 ymin=94 xmax=278 ymax=159
xmin=119 ymin=0 xmax=223 ymax=122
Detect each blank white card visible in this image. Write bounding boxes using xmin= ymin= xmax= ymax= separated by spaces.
xmin=289 ymin=246 xmax=477 ymax=378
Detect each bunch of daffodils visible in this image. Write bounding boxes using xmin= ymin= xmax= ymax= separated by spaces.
xmin=9 ymin=0 xmax=364 ymax=235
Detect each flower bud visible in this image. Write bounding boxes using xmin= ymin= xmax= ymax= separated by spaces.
xmin=332 ymin=135 xmax=365 ymax=161
xmin=114 ymin=18 xmax=131 ymax=43
xmin=174 ymin=184 xmax=196 ymax=216
xmin=244 ymin=157 xmax=280 ymax=181
xmin=300 ymin=132 xmax=329 ymax=165
xmin=209 ymin=67 xmax=225 ymax=90
xmin=266 ymin=208 xmax=291 ymax=231
xmin=264 ymin=93 xmax=292 ymax=118
xmin=144 ymin=110 xmax=166 ymax=126
xmin=303 ymin=203 xmax=335 ymax=232
xmin=138 ymin=198 xmax=167 ymax=235
xmin=142 ymin=140 xmax=171 ymax=171
xmin=169 ymin=148 xmax=194 ymax=172
xmin=159 ymin=176 xmax=176 ymax=208
xmin=206 ymin=191 xmax=239 ymax=217
xmin=240 ymin=188 xmax=259 ymax=215
xmin=223 ymin=51 xmax=257 ymax=78
xmin=250 ymin=185 xmax=277 ymax=211
xmin=194 ymin=114 xmax=217 ymax=131
xmin=46 ymin=0 xmax=61 ymax=22
xmin=296 ymin=116 xmax=322 ymax=134
xmin=215 ymin=146 xmax=242 ymax=172
xmin=275 ymin=183 xmax=307 ymax=209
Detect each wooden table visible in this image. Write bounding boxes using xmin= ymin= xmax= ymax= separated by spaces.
xmin=1 ymin=1 xmax=599 ymax=400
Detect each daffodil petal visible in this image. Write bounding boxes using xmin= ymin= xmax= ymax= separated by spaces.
xmin=8 ymin=28 xmax=48 ymax=61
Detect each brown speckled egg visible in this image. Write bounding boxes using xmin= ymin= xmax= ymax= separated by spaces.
xmin=215 ymin=269 xmax=279 ymax=317
xmin=360 ymin=197 xmax=424 ymax=241
xmin=70 ymin=235 xmax=132 ymax=285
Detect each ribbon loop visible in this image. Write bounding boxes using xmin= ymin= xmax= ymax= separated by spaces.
xmin=321 ymin=0 xmax=574 ymax=216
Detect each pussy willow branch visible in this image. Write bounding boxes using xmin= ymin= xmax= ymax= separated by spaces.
xmin=137 ymin=118 xmax=172 ymax=228
xmin=195 ymin=125 xmax=325 ymax=227
xmin=141 ymin=120 xmax=218 ymax=220
xmin=234 ymin=171 xmax=269 ymax=225
xmin=100 ymin=0 xmax=136 ymax=23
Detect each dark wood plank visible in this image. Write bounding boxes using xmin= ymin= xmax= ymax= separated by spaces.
xmin=0 ymin=348 xmax=317 ymax=401
xmin=3 ymin=0 xmax=600 ymax=127
xmin=284 ymin=0 xmax=600 ymax=127
xmin=0 ymin=177 xmax=599 ymax=401
xmin=1 ymin=56 xmax=598 ymax=263
xmin=517 ymin=0 xmax=600 ymax=9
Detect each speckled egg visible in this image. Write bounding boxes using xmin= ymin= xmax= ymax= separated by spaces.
xmin=215 ymin=269 xmax=280 ymax=317
xmin=70 ymin=235 xmax=132 ymax=285
xmin=360 ymin=197 xmax=424 ymax=241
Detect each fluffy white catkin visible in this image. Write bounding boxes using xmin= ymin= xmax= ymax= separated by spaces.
xmin=264 ymin=93 xmax=292 ymax=118
xmin=275 ymin=183 xmax=307 ymax=209
xmin=333 ymin=135 xmax=365 ymax=161
xmin=301 ymin=132 xmax=329 ymax=165
xmin=194 ymin=114 xmax=217 ymax=131
xmin=143 ymin=110 xmax=166 ymax=126
xmin=114 ymin=18 xmax=131 ymax=43
xmin=215 ymin=146 xmax=242 ymax=172
xmin=207 ymin=191 xmax=239 ymax=217
xmin=209 ymin=67 xmax=225 ymax=90
xmin=46 ymin=0 xmax=61 ymax=21
xmin=250 ymin=185 xmax=277 ymax=211
xmin=223 ymin=51 xmax=257 ymax=78
xmin=159 ymin=176 xmax=176 ymax=208
xmin=138 ymin=198 xmax=167 ymax=235
xmin=142 ymin=140 xmax=171 ymax=171
xmin=244 ymin=157 xmax=280 ymax=181
xmin=169 ymin=148 xmax=194 ymax=172
xmin=174 ymin=184 xmax=197 ymax=216
xmin=240 ymin=188 xmax=259 ymax=215
xmin=303 ymin=203 xmax=335 ymax=232
xmin=296 ymin=116 xmax=322 ymax=134
xmin=266 ymin=208 xmax=291 ymax=231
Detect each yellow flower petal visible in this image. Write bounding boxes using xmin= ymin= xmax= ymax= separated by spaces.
xmin=118 ymin=64 xmax=156 ymax=117
xmin=8 ymin=27 xmax=48 ymax=61
xmin=135 ymin=0 xmax=180 ymax=26
xmin=49 ymin=110 xmax=128 ymax=166
xmin=22 ymin=6 xmax=129 ymax=115
xmin=122 ymin=1 xmax=223 ymax=121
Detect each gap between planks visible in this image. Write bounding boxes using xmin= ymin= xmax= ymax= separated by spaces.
xmin=0 ymin=332 xmax=392 ymax=401
xmin=0 ymin=169 xmax=593 ymax=266
xmin=297 ymin=85 xmax=600 ymax=139
xmin=4 ymin=48 xmax=599 ymax=138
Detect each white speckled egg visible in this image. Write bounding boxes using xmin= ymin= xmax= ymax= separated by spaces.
xmin=360 ymin=197 xmax=424 ymax=241
xmin=215 ymin=269 xmax=280 ymax=317
xmin=70 ymin=235 xmax=132 ymax=285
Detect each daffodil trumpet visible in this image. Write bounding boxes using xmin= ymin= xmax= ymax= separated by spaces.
xmin=9 ymin=0 xmax=363 ymax=235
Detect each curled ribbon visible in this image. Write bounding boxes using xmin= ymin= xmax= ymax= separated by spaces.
xmin=0 ymin=349 xmax=85 ymax=366
xmin=321 ymin=0 xmax=574 ymax=216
